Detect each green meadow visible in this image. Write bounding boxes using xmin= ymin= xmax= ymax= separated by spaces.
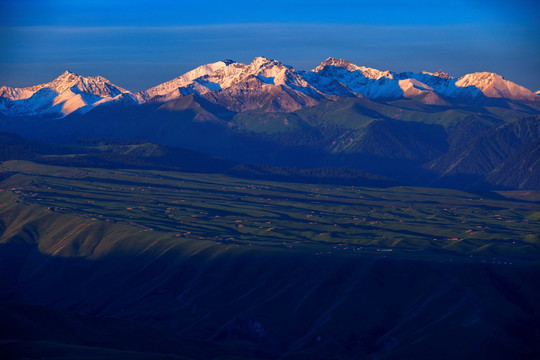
xmin=1 ymin=160 xmax=538 ymax=262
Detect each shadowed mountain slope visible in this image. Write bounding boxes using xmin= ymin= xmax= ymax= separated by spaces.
xmin=426 ymin=115 xmax=540 ymax=188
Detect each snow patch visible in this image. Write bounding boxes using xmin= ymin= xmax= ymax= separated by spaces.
xmin=399 ymin=79 xmax=434 ymax=96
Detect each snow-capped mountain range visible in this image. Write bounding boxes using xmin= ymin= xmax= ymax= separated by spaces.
xmin=1 ymin=57 xmax=538 ymax=117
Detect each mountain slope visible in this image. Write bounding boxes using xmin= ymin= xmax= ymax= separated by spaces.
xmin=485 ymin=139 xmax=540 ymax=189
xmin=426 ymin=115 xmax=540 ymax=188
xmin=1 ymin=92 xmax=537 ymax=189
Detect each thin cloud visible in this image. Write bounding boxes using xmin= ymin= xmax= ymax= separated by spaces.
xmin=0 ymin=23 xmax=493 ymax=34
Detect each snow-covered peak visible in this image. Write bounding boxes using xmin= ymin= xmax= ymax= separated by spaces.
xmin=0 ymin=84 xmax=45 ymax=101
xmin=48 ymin=71 xmax=130 ymax=99
xmin=358 ymin=66 xmax=394 ymax=80
xmin=456 ymin=72 xmax=501 ymax=86
xmin=246 ymin=57 xmax=301 ymax=86
xmin=57 ymin=70 xmax=77 ymax=79
xmin=421 ymin=70 xmax=452 ymax=79
xmin=250 ymin=56 xmax=277 ymax=68
xmin=249 ymin=57 xmax=288 ymax=72
xmin=0 ymin=71 xmax=134 ymax=117
xmin=456 ymin=72 xmax=537 ymax=100
xmin=312 ymin=58 xmax=393 ymax=81
xmin=139 ymin=56 xmax=315 ymax=102
xmin=47 ymin=70 xmax=83 ymax=92
xmin=305 ymin=59 xmax=398 ymax=99
xmin=137 ymin=60 xmax=242 ymax=102
xmin=181 ymin=61 xmax=235 ymax=81
xmin=313 ymin=57 xmax=361 ymax=73
xmin=158 ymin=60 xmax=233 ymax=86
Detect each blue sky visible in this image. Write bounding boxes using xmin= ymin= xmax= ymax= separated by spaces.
xmin=1 ymin=0 xmax=539 ymax=92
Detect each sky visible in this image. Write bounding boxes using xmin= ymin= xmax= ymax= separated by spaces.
xmin=1 ymin=0 xmax=539 ymax=92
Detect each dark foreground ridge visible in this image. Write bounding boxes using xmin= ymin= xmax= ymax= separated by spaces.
xmin=1 ymin=237 xmax=539 ymax=359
